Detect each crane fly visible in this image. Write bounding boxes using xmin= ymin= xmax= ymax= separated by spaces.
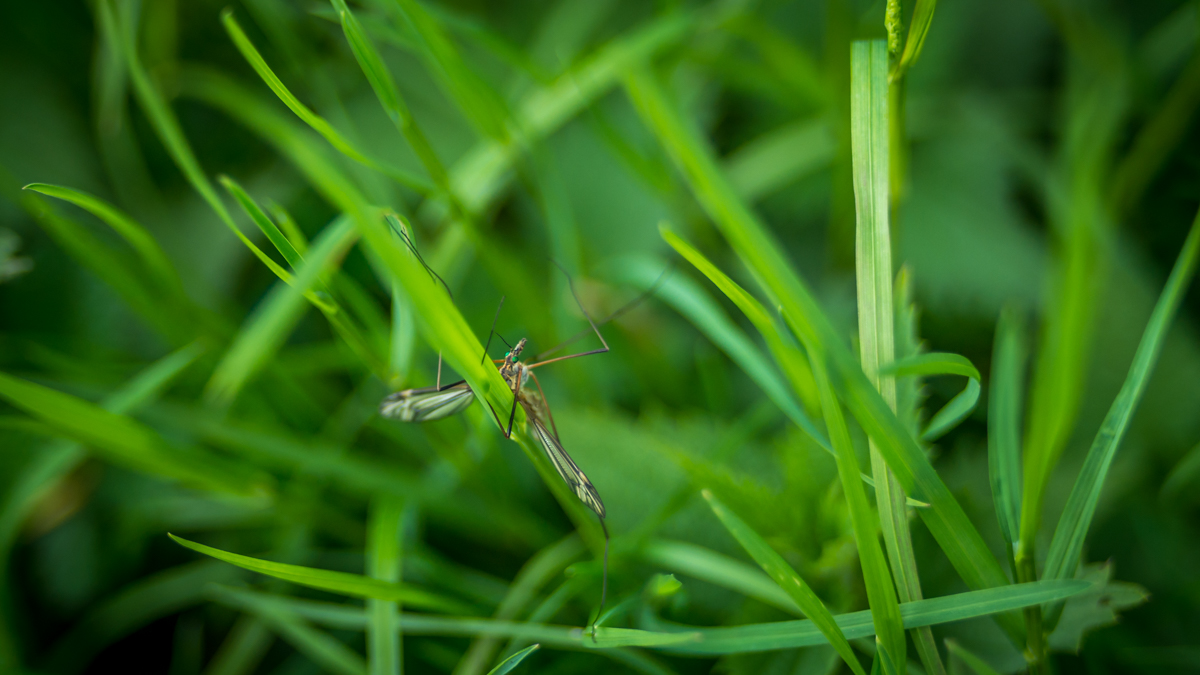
xmin=380 ymin=261 xmax=668 ymax=639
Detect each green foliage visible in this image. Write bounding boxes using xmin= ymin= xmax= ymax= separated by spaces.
xmin=0 ymin=0 xmax=1193 ymax=673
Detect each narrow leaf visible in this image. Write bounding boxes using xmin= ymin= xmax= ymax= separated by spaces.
xmin=989 ymin=307 xmax=1026 ymax=552
xmin=486 ymin=644 xmax=539 ymax=675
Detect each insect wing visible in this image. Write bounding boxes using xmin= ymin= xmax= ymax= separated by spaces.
xmin=528 ymin=415 xmax=606 ymax=518
xmin=380 ymin=382 xmax=475 ymax=422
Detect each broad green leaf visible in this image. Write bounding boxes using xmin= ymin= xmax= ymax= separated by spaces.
xmin=1043 ymin=205 xmax=1200 ymax=610
xmin=220 ymin=8 xmax=432 ymax=193
xmin=988 ymin=307 xmax=1026 ymax=552
xmin=170 ymin=534 xmax=473 ymax=614
xmin=487 ymin=645 xmax=539 ymax=675
xmin=703 ymin=490 xmax=866 ymax=675
xmin=0 ymin=372 xmax=269 ymax=497
xmin=643 ymin=580 xmax=1089 ymax=655
xmin=23 ymin=183 xmax=188 ymax=302
xmin=1046 ymin=562 xmax=1147 ymax=652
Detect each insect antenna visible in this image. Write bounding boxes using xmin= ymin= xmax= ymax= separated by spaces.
xmin=481 ymin=295 xmax=506 ymax=364
xmin=386 ymin=213 xmax=454 ymax=300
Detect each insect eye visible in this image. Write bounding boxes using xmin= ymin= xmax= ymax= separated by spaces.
xmin=504 ymin=351 xmax=511 ymax=359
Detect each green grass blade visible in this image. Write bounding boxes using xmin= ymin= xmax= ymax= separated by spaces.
xmin=385 ymin=0 xmax=510 ymax=142
xmin=330 ymin=0 xmax=451 ymax=194
xmin=367 ymin=497 xmax=405 ymax=675
xmin=96 ymin=0 xmax=297 ymax=287
xmin=882 ymin=353 xmax=982 ymax=442
xmin=892 ymin=0 xmax=938 ymax=81
xmin=23 ymin=182 xmax=187 ymax=301
xmin=945 ymin=640 xmax=1002 ymax=675
xmin=1162 ymin=441 xmax=1200 ymax=502
xmin=724 ymin=118 xmax=835 ymax=203
xmin=809 ymin=355 xmax=904 ymax=673
xmin=268 ymin=199 xmax=309 ymax=254
xmin=642 ymin=539 xmax=800 ymax=615
xmin=1043 ymin=206 xmax=1200 ymax=592
xmin=645 ymin=580 xmax=1089 ymax=655
xmin=213 ymin=586 xmax=367 ymax=675
xmin=486 ymin=644 xmax=538 ymax=675
xmin=626 ymin=68 xmax=1015 ymax=635
xmin=170 ymin=534 xmax=473 ymax=614
xmin=205 ymin=216 xmax=359 ymax=405
xmin=989 ymin=307 xmax=1026 ymax=552
xmin=219 ymin=9 xmax=431 ymax=194
xmin=219 ymin=175 xmax=304 ymax=270
xmin=702 ymin=490 xmax=866 ymax=675
xmin=0 ymin=372 xmax=269 ymax=497
xmin=850 ymin=38 xmax=910 ymax=672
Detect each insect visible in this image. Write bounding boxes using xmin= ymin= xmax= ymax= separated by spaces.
xmin=381 ymin=261 xmax=667 ymax=638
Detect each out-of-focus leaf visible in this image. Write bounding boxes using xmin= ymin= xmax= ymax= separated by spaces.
xmin=1047 ymin=563 xmax=1148 ymax=653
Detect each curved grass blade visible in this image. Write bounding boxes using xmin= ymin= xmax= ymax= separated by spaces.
xmin=330 ymin=0 xmax=451 ymax=196
xmin=643 ymin=579 xmax=1089 ymax=655
xmin=1042 ymin=205 xmax=1200 ymax=619
xmin=23 ymin=183 xmax=187 ymax=302
xmin=487 ymin=644 xmax=539 ymax=675
xmin=988 ymin=307 xmax=1027 ymax=555
xmin=170 ymin=534 xmax=473 ymax=614
xmin=881 ymin=353 xmax=982 ymax=442
xmin=892 ymin=0 xmax=938 ymax=81
xmin=642 ymin=539 xmax=800 ymax=615
xmin=702 ymin=490 xmax=866 ymax=675
xmin=220 ymin=9 xmax=433 ymax=194
xmin=96 ymin=0 xmax=296 ymax=288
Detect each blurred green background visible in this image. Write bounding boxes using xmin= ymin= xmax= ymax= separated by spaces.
xmin=1 ymin=0 xmax=1199 ymax=673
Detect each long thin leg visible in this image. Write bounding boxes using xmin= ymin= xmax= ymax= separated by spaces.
xmin=534 ymin=263 xmax=672 ymax=362
xmin=590 ymin=516 xmax=609 ymax=642
xmin=528 ymin=262 xmax=610 ymax=370
xmin=529 ymin=370 xmax=560 ymax=440
xmin=504 ymin=380 xmax=520 ymax=438
xmin=481 ymin=296 xmax=506 ymax=365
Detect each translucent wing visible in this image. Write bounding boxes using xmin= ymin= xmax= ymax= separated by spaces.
xmin=527 ymin=412 xmax=606 ymax=518
xmin=380 ymin=381 xmax=475 ymax=422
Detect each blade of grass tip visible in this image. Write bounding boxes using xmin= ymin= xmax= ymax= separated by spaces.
xmin=97 ymin=0 xmax=298 ymax=287
xmin=485 ymin=645 xmax=539 ymax=675
xmin=267 ymin=200 xmax=309 ymax=255
xmin=891 ymin=0 xmax=938 ymax=82
xmin=23 ymin=183 xmax=188 ymax=302
xmin=626 ymin=66 xmax=1014 ymax=637
xmin=944 ymin=640 xmax=1002 ymax=675
xmin=1042 ymin=205 xmax=1200 ymax=620
xmin=368 ymin=497 xmax=405 ymax=675
xmin=702 ymin=490 xmax=867 ymax=675
xmin=220 ymin=8 xmax=433 ymax=194
xmin=0 ymin=371 xmax=270 ymax=498
xmin=330 ymin=0 xmax=452 ymax=197
xmin=205 ymin=215 xmax=359 ymax=406
xmin=808 ymin=351 xmax=905 ymax=672
xmin=851 ymin=42 xmax=915 ymax=673
xmin=219 ymin=175 xmax=304 ymax=270
xmin=170 ymin=534 xmax=473 ymax=614
xmin=385 ymin=0 xmax=511 ymax=142
xmin=989 ymin=306 xmax=1027 ymax=564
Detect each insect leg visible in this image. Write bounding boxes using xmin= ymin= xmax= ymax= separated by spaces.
xmin=480 ymin=295 xmax=506 ymax=365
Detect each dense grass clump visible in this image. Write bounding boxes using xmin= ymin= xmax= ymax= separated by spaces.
xmin=1 ymin=0 xmax=1198 ymax=673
